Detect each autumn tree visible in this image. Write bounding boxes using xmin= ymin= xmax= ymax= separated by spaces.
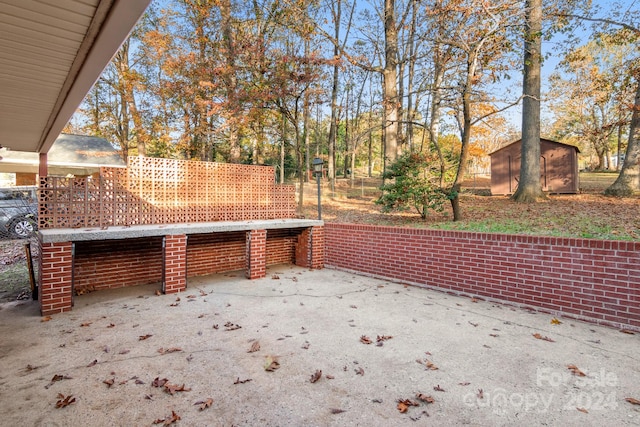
xmin=429 ymin=0 xmax=522 ymax=220
xmin=548 ymin=35 xmax=634 ymax=170
xmin=554 ymin=2 xmax=639 ymax=195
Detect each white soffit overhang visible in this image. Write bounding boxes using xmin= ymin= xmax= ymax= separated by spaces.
xmin=0 ymin=0 xmax=152 ymax=154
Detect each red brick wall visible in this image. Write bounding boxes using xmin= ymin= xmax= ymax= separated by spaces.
xmin=267 ymin=229 xmax=300 ymax=266
xmin=40 ymin=241 xmax=73 ymax=315
xmin=164 ymin=235 xmax=186 ymax=294
xmin=187 ymin=232 xmax=246 ymax=277
xmin=246 ymin=229 xmax=266 ymax=279
xmin=325 ymin=223 xmax=640 ymax=331
xmin=74 ymin=238 xmax=163 ymax=293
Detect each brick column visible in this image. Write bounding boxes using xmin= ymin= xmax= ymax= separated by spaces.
xmin=164 ymin=235 xmax=187 ymax=294
xmin=40 ymin=240 xmax=73 ymax=315
xmin=246 ymin=229 xmax=266 ymax=279
xmin=296 ymin=226 xmax=324 ymax=269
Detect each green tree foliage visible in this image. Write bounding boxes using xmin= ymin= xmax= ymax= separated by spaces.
xmin=376 ymin=152 xmax=448 ymax=220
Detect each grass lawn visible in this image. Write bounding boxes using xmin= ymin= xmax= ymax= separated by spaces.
xmin=301 ymin=171 xmax=640 ymax=241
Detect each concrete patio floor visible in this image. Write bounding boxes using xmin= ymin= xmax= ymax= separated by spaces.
xmin=0 ymin=265 xmax=638 ymax=426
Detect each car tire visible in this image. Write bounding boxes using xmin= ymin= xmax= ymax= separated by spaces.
xmin=9 ymin=217 xmax=37 ymax=238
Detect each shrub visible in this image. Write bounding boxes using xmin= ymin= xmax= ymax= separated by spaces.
xmin=376 ymin=152 xmax=448 ymax=219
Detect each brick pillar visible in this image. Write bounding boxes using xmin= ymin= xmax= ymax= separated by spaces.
xmin=164 ymin=235 xmax=187 ymax=294
xmin=309 ymin=226 xmax=324 ymax=269
xmin=296 ymin=226 xmax=324 ymax=269
xmin=40 ymin=240 xmax=73 ymax=315
xmin=246 ymin=229 xmax=266 ymax=279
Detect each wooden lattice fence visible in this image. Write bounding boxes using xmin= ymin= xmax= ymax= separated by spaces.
xmin=38 ymin=157 xmax=296 ymax=229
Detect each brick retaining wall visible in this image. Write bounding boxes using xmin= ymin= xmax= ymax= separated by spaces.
xmin=324 ymin=223 xmax=640 ymax=331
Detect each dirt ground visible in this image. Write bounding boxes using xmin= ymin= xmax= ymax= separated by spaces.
xmin=0 ymin=266 xmax=639 ymax=426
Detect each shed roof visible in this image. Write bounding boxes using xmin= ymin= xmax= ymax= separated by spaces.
xmin=490 ymin=138 xmax=580 ymax=156
xmin=0 ymin=134 xmax=125 ymax=175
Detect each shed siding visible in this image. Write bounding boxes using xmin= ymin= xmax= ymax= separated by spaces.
xmin=490 ymin=139 xmax=579 ymax=195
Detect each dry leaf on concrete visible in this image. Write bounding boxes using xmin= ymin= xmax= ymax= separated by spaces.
xmin=310 ymin=370 xmax=322 ymax=383
xmin=567 ymin=364 xmax=586 ymax=377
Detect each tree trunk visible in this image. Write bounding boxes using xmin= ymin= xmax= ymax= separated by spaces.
xmin=327 ymin=0 xmax=341 ymax=193
xmin=512 ymin=0 xmax=544 ymax=202
xmin=383 ymin=0 xmax=400 ymax=166
xmin=605 ymin=79 xmax=640 ymax=196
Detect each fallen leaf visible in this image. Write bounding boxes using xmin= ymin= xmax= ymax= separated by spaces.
xmin=301 ymin=341 xmax=310 ymax=350
xmin=355 ymin=367 xmax=365 ymax=376
xmin=45 ymin=374 xmax=72 ymax=389
xmin=310 ymin=370 xmax=322 ymax=383
xmin=350 ymin=305 xmax=358 ymax=309
xmin=41 ymin=316 xmax=52 ymax=322
xmin=376 ymin=335 xmax=393 ymax=342
xmin=471 ymin=298 xmax=478 ymax=303
xmin=103 ymin=378 xmax=115 ymax=388
xmin=416 ymin=359 xmax=438 ymax=370
xmin=194 ymin=398 xmax=213 ymax=411
xmin=248 ymin=341 xmax=260 ymax=353
xmin=271 ymin=274 xmax=280 ymax=279
xmin=107 ymin=323 xmax=115 ymax=328
xmin=416 ymin=393 xmax=435 ymax=403
xmin=169 ymin=302 xmax=179 ymax=307
xmin=477 ymin=389 xmax=484 ymax=399
xmin=551 ymin=318 xmax=562 ymax=325
xmin=397 ymin=399 xmax=419 ymax=413
xmin=326 ymin=375 xmax=335 ymax=379
xmin=224 ymin=322 xmax=242 ymax=331
xmin=155 ymin=289 xmax=162 ymax=296
xmin=157 ymin=347 xmax=182 ymax=355
xmin=532 ymin=333 xmax=555 ymax=342
xmin=459 ymin=382 xmax=471 ymax=386
xmin=152 ymin=377 xmax=169 ymax=388
xmin=139 ymin=334 xmax=153 ymax=340
xmin=567 ymin=364 xmax=586 ymax=377
xmin=80 ymin=322 xmax=92 ymax=327
xmin=433 ymin=385 xmax=445 ymax=392
xmin=233 ymin=378 xmax=252 ymax=384
xmin=489 ymin=333 xmax=499 ymax=337
xmin=620 ymin=329 xmax=636 ymax=335
xmin=330 ymin=408 xmax=346 ymax=414
xmin=55 ymin=394 xmax=76 ymax=408
xmin=264 ymin=355 xmax=280 ymax=372
xmin=468 ymin=321 xmax=479 ymax=327
xmin=360 ymin=335 xmax=373 ymax=344
xmin=186 ymin=295 xmax=196 ymax=299
xmin=118 ymin=349 xmax=130 ymax=355
xmin=576 ymin=407 xmax=588 ymax=413
xmin=212 ymin=324 xmax=219 ymax=329
xmin=199 ymin=289 xmax=207 ymax=296
xmin=87 ymin=359 xmax=98 ymax=367
xmin=153 ymin=410 xmax=180 ymax=425
xmin=164 ymin=383 xmax=191 ymax=395
xmin=625 ymin=397 xmax=640 ymax=405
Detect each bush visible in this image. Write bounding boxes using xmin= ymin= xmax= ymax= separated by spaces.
xmin=376 ymin=152 xmax=447 ymax=219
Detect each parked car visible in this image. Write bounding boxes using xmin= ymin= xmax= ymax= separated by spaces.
xmin=0 ymin=186 xmax=38 ymax=238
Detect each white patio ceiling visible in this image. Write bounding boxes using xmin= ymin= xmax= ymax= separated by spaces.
xmin=0 ymin=0 xmax=151 ymax=154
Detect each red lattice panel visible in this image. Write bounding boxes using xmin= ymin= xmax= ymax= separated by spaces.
xmin=39 ymin=158 xmax=296 ymax=229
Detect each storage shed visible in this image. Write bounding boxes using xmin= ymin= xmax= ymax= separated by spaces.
xmin=490 ymin=138 xmax=580 ymax=195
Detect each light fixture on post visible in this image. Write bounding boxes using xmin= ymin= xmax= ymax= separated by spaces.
xmin=312 ymin=157 xmax=323 ymax=220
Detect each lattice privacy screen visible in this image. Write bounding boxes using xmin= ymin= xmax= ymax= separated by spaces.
xmin=39 ymin=157 xmax=296 ymax=229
